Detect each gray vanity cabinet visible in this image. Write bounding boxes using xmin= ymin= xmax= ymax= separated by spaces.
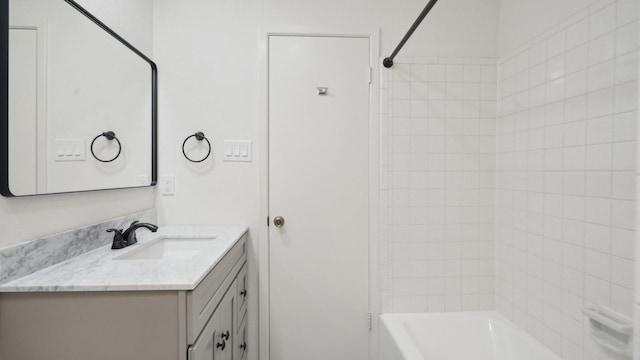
xmin=189 ymin=285 xmax=235 ymax=360
xmin=187 ymin=246 xmax=247 ymax=360
xmin=0 ymin=235 xmax=247 ymax=360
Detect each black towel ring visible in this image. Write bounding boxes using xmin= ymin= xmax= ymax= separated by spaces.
xmin=182 ymin=132 xmax=211 ymax=163
xmin=90 ymin=131 xmax=122 ymax=163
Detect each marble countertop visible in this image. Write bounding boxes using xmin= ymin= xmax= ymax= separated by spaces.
xmin=0 ymin=225 xmax=248 ymax=292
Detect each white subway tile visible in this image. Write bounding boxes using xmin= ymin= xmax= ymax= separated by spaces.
xmin=564 ymin=121 xmax=587 ymax=147
xmin=565 ymin=70 xmax=588 ymax=98
xmin=464 ymin=65 xmax=482 ymax=83
xmin=610 ymin=285 xmax=633 ymax=318
xmin=613 ymin=111 xmax=637 ymax=142
xmin=612 ymin=141 xmax=636 ymax=170
xmin=614 ymin=81 xmax=638 ymax=113
xmin=584 ymin=197 xmax=611 ymax=226
xmin=584 ymin=223 xmax=611 ymax=253
xmin=588 ymin=4 xmax=616 ymax=40
xmin=585 ymin=143 xmax=612 ymax=170
xmin=547 ymin=31 xmax=566 ymax=58
xmin=481 ymin=65 xmax=497 ymax=83
xmin=411 ymin=82 xmax=429 ymax=100
xmin=564 ymin=95 xmax=588 ymax=122
xmin=393 ymin=81 xmax=412 ymax=99
xmin=567 ymin=18 xmax=589 ymax=49
xmin=617 ymin=0 xmax=639 ymax=25
xmin=584 ymin=275 xmax=610 ymax=305
xmin=610 ymin=257 xmax=633 ymax=289
xmin=411 ymin=64 xmax=429 ymax=82
xmin=615 ymin=52 xmax=638 ymax=84
xmin=611 ymin=199 xmax=635 ymax=229
xmin=428 ymin=64 xmax=447 ymax=82
xmin=565 ymin=44 xmax=589 ymax=74
xmin=546 ymin=79 xmax=566 ymax=104
xmin=587 ymin=60 xmax=614 ymax=92
xmin=588 ymin=33 xmax=615 ymax=65
xmin=585 ymin=116 xmax=612 ymax=144
xmin=446 ymin=65 xmax=464 ymax=82
xmin=615 ymin=20 xmax=639 ymax=56
xmin=547 ymin=55 xmax=566 ymax=81
xmin=585 ymin=171 xmax=611 ymax=198
xmin=586 ymin=88 xmax=613 ymax=118
xmin=611 ymin=228 xmax=634 ymax=260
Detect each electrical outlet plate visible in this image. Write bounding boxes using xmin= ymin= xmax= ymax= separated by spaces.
xmin=160 ymin=175 xmax=175 ymax=195
xmin=135 ymin=175 xmax=151 ymax=186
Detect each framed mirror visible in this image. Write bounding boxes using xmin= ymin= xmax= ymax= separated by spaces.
xmin=0 ymin=0 xmax=157 ymax=196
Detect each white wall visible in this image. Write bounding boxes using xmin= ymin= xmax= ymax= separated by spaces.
xmin=153 ymin=1 xmax=499 ymax=360
xmin=0 ymin=0 xmax=155 ymax=248
xmin=496 ymin=0 xmax=638 ymax=359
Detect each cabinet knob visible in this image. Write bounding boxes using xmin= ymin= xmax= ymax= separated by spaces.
xmin=240 ymin=342 xmax=247 ymax=351
xmin=216 ymin=340 xmax=226 ymax=350
xmin=240 ymin=289 xmax=247 ymax=297
xmin=221 ymin=330 xmax=230 ymax=341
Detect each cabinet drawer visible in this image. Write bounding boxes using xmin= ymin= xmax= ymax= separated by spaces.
xmin=186 ymin=233 xmax=246 ymax=343
xmin=235 ymin=263 xmax=248 ymax=331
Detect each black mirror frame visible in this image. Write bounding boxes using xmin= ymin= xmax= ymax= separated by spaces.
xmin=0 ymin=0 xmax=157 ymax=197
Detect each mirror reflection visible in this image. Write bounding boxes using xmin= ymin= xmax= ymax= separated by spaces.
xmin=2 ymin=0 xmax=156 ymax=196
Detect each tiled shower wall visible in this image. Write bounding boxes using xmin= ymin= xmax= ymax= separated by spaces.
xmin=495 ymin=1 xmax=638 ymax=359
xmin=379 ymin=58 xmax=497 ymax=313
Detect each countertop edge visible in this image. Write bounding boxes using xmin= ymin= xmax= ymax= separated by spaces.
xmin=0 ymin=225 xmax=249 ymax=293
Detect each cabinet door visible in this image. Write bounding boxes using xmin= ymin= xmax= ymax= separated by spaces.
xmin=234 ymin=317 xmax=248 ymax=360
xmin=235 ymin=263 xmax=248 ymax=331
xmin=188 ymin=288 xmax=235 ymax=360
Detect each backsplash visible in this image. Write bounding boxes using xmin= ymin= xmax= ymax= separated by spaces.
xmin=379 ymin=56 xmax=497 ymax=313
xmin=0 ymin=209 xmax=156 ymax=284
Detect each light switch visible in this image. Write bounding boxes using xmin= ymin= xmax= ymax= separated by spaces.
xmin=223 ymin=140 xmax=252 ymax=162
xmin=54 ymin=139 xmax=86 ymax=161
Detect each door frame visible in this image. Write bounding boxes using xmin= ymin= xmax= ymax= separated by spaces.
xmin=258 ymin=27 xmax=380 ymax=360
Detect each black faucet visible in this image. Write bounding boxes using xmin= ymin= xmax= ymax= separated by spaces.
xmin=122 ymin=221 xmax=159 ymax=246
xmin=107 ymin=221 xmax=158 ymax=249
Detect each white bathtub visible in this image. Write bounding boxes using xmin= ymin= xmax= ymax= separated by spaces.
xmin=380 ymin=311 xmax=562 ymax=360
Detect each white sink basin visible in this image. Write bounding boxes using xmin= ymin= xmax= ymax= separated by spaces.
xmin=115 ymin=236 xmax=218 ymax=260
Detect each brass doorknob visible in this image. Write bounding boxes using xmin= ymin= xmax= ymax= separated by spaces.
xmin=273 ymin=216 xmax=285 ymax=228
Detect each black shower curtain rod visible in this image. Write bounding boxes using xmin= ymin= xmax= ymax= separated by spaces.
xmin=383 ymin=0 xmax=440 ymax=68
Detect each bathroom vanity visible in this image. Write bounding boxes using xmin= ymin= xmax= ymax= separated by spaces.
xmin=0 ymin=226 xmax=248 ymax=360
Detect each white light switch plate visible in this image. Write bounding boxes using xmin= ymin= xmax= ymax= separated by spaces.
xmin=54 ymin=139 xmax=85 ymax=161
xmin=223 ymin=140 xmax=252 ymax=162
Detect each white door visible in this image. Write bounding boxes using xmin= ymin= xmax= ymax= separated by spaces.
xmin=268 ymin=35 xmax=371 ymax=360
xmin=8 ymin=28 xmax=38 ymax=195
